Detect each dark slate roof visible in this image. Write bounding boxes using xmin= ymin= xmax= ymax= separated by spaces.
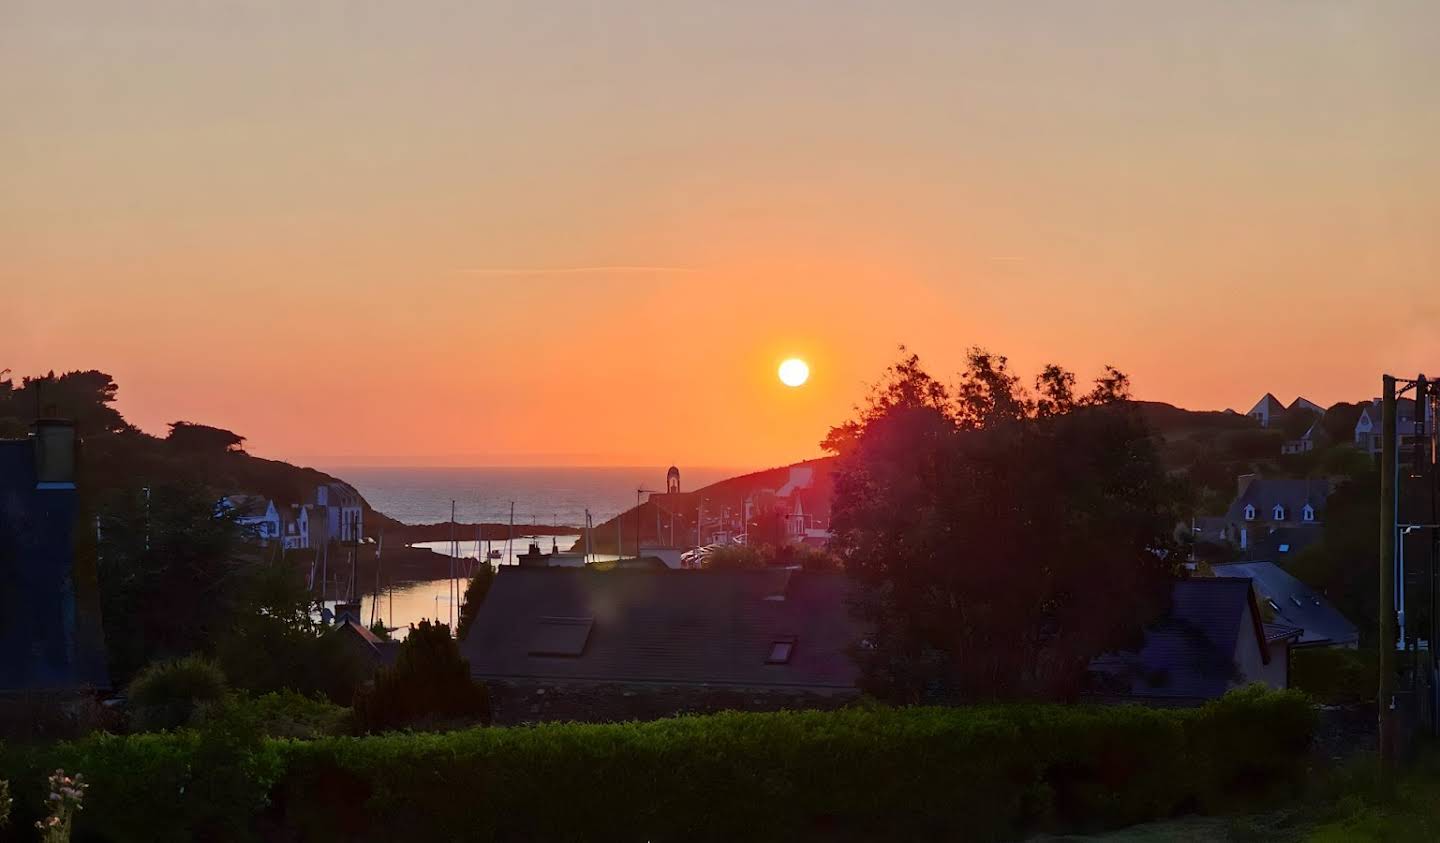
xmin=461 ymin=568 xmax=861 ymax=690
xmin=0 ymin=439 xmax=109 ymax=691
xmin=1213 ymin=561 xmax=1359 ymax=647
xmin=1248 ymin=525 xmax=1323 ymax=561
xmin=1225 ymin=478 xmax=1330 ymax=523
xmin=1089 ymin=578 xmax=1264 ymax=702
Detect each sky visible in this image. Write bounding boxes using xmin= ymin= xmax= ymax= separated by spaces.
xmin=4 ymin=1 xmax=1438 ymax=467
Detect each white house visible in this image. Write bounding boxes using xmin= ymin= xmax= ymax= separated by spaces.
xmin=315 ymin=483 xmax=364 ymax=543
xmin=221 ymin=495 xmax=282 ymax=544
xmin=1354 ymin=397 xmax=1432 ymax=456
xmin=1246 ymin=394 xmax=1287 ymax=428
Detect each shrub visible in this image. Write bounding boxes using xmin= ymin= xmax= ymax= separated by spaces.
xmin=1292 ymin=646 xmax=1377 ymax=706
xmin=0 ymin=777 xmax=9 ymax=829
xmin=0 ymin=691 xmax=118 ymax=744
xmin=352 ymin=620 xmax=489 ymax=732
xmin=0 ymin=688 xmax=1317 ymax=842
xmin=241 ymin=691 xmax=351 ymax=739
xmin=127 ymin=655 xmax=229 ymax=732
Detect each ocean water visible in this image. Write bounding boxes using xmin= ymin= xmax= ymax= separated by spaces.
xmin=331 ymin=465 xmax=748 ymax=527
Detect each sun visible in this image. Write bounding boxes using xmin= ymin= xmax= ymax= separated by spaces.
xmin=778 ymin=358 xmax=810 ymax=388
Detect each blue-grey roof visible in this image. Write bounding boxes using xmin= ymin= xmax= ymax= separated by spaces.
xmin=462 ymin=568 xmax=860 ymax=690
xmin=1225 ymin=478 xmax=1330 ymax=523
xmin=1248 ymin=525 xmax=1323 ymax=561
xmin=1213 ymin=561 xmax=1359 ymax=647
xmin=1090 ymin=578 xmax=1264 ymax=702
xmin=0 ymin=439 xmax=109 ymax=691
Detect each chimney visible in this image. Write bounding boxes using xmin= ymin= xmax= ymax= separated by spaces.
xmin=32 ymin=419 xmax=77 ymax=488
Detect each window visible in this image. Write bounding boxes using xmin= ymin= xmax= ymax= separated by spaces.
xmin=528 ymin=617 xmax=594 ymax=657
xmin=766 ymin=637 xmax=797 ymax=664
xmin=1244 ymin=505 xmax=1255 ymax=521
xmin=1278 ymin=543 xmax=1290 ymax=553
xmin=1272 ymin=505 xmax=1285 ymax=521
xmin=1303 ymin=505 xmax=1315 ymax=522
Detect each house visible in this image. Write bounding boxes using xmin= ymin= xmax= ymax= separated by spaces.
xmin=1246 ymin=394 xmax=1288 ymax=428
xmin=1353 ymin=397 xmax=1433 ymax=456
xmin=460 ymin=567 xmax=860 ymax=724
xmin=1088 ymin=578 xmax=1298 ymax=705
xmin=221 ymin=495 xmax=282 ymax=543
xmin=1212 ymin=561 xmax=1359 ymax=648
xmin=1281 ymin=421 xmax=1329 ymax=456
xmin=1288 ymin=397 xmax=1326 ymax=416
xmin=328 ymin=619 xmax=399 ymax=672
xmin=280 ymin=504 xmax=326 ymax=550
xmin=1223 ymin=475 xmax=1329 ymax=557
xmin=0 ymin=421 xmax=109 ymax=692
xmin=746 ymin=465 xmax=834 ymax=546
xmin=315 ymin=483 xmax=363 ymax=544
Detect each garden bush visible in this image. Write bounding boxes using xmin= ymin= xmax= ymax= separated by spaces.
xmin=126 ymin=655 xmax=229 ymax=732
xmin=1291 ymin=646 xmax=1376 ymax=706
xmin=0 ymin=687 xmax=1316 ymax=842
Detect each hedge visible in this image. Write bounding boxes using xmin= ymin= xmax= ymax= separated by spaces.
xmin=0 ymin=686 xmax=1314 ymax=842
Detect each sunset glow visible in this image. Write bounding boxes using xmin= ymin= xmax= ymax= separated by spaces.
xmin=4 ymin=3 xmax=1437 ymax=468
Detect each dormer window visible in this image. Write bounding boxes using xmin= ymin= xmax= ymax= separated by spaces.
xmin=1302 ymin=505 xmax=1315 ymax=522
xmin=1273 ymin=505 xmax=1286 ymax=521
xmin=1243 ymin=505 xmax=1256 ymax=521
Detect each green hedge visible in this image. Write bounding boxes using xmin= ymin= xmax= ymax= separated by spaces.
xmin=0 ymin=686 xmax=1314 ymax=842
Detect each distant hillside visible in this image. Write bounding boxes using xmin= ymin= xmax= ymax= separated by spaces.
xmin=0 ymin=370 xmax=386 ymax=528
xmin=572 ymin=457 xmax=837 ymax=555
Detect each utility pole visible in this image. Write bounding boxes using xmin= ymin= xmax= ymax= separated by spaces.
xmin=1380 ymin=375 xmax=1397 ymax=773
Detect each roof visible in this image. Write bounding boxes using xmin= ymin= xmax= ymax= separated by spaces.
xmin=223 ymin=495 xmax=270 ymax=516
xmin=1089 ymin=578 xmax=1266 ymax=702
xmin=1213 ymin=561 xmax=1359 ymax=646
xmin=461 ymin=568 xmax=860 ymax=690
xmin=1288 ymin=397 xmax=1325 ymax=414
xmin=1225 ymin=477 xmax=1330 ymax=523
xmin=1248 ymin=525 xmax=1323 ymax=560
xmin=1249 ymin=394 xmax=1286 ymax=417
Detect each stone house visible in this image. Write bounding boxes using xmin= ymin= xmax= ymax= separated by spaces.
xmin=460 ymin=567 xmax=860 ymax=724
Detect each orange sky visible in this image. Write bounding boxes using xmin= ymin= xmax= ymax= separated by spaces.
xmin=4 ymin=2 xmax=1437 ymax=467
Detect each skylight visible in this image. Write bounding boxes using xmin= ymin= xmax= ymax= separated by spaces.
xmin=766 ymin=638 xmax=796 ymax=664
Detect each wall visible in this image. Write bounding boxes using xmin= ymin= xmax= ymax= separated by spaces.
xmin=484 ymin=678 xmax=858 ymax=725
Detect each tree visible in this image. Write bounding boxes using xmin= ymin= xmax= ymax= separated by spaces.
xmin=826 ymin=349 xmax=1181 ymax=703
xmin=704 ymin=545 xmax=767 ymax=570
xmin=353 ymin=620 xmax=489 ymax=732
xmin=455 ymin=564 xmax=496 ymax=641
xmin=96 ymin=482 xmax=249 ymax=681
xmin=166 ymin=422 xmax=247 ymax=455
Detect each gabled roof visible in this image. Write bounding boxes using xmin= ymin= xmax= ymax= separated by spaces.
xmin=1225 ymin=477 xmax=1330 ymax=523
xmin=1287 ymin=397 xmax=1325 ymax=415
xmin=1248 ymin=525 xmax=1323 ymax=560
xmin=1213 ymin=561 xmax=1359 ymax=647
xmin=1249 ymin=394 xmax=1287 ymax=417
xmin=461 ymin=568 xmax=860 ymax=690
xmin=1090 ymin=578 xmax=1267 ymax=702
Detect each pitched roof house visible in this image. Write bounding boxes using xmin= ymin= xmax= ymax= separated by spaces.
xmin=1088 ymin=578 xmax=1296 ymax=704
xmin=1246 ymin=394 xmax=1288 ymax=428
xmin=0 ymin=421 xmax=109 ymax=692
xmin=460 ymin=567 xmax=860 ymax=723
xmin=1222 ymin=475 xmax=1329 ymax=558
xmin=1213 ymin=561 xmax=1358 ymax=648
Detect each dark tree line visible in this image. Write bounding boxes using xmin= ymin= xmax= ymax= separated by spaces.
xmin=825 ymin=349 xmax=1184 ymax=703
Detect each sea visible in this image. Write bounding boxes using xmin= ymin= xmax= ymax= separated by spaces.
xmin=331 ymin=465 xmax=749 ymax=527
xmin=321 ymin=465 xmax=749 ymax=638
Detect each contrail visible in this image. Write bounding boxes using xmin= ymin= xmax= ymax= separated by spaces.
xmin=458 ymin=266 xmax=695 ymax=276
